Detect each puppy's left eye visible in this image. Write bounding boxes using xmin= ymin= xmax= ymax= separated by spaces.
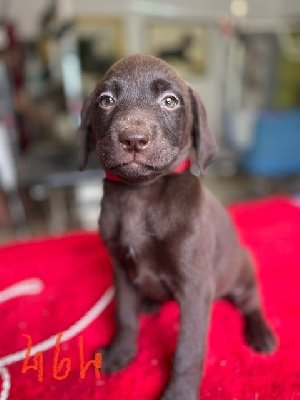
xmin=99 ymin=95 xmax=115 ymax=108
xmin=161 ymin=96 xmax=179 ymax=109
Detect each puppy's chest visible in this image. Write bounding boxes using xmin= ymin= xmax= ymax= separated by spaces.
xmin=106 ymin=207 xmax=174 ymax=300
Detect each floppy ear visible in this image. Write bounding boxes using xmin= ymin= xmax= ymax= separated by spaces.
xmin=78 ymin=91 xmax=96 ymax=171
xmin=189 ymin=88 xmax=218 ymax=175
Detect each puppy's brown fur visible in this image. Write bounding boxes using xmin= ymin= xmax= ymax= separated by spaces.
xmin=79 ymin=55 xmax=276 ymax=400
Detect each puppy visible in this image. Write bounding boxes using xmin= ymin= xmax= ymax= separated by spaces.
xmin=78 ymin=54 xmax=276 ymax=400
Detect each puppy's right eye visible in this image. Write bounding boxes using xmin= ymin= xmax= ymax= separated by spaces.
xmin=99 ymin=96 xmax=115 ymax=108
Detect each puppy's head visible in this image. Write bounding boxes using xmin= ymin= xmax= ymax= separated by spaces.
xmin=79 ymin=54 xmax=217 ymax=184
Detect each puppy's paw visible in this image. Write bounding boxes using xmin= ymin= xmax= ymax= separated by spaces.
xmin=161 ymin=382 xmax=198 ymax=400
xmin=98 ymin=340 xmax=136 ymax=374
xmin=244 ymin=311 xmax=277 ymax=354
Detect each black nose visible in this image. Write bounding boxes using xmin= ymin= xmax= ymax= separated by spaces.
xmin=119 ymin=132 xmax=150 ymax=152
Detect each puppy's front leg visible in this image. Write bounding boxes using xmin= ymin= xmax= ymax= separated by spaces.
xmin=161 ymin=279 xmax=213 ymax=400
xmin=99 ymin=259 xmax=139 ymax=373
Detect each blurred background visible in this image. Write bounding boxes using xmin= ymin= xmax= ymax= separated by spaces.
xmin=0 ymin=0 xmax=299 ymax=243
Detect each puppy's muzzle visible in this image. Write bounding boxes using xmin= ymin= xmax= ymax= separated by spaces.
xmin=119 ymin=131 xmax=150 ymax=153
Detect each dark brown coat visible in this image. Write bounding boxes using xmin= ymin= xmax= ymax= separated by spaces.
xmin=79 ymin=55 xmax=276 ymax=400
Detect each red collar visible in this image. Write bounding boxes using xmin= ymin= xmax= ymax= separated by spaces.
xmin=105 ymin=159 xmax=191 ymax=182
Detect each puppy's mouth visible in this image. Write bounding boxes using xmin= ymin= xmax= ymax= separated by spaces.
xmin=107 ymin=162 xmax=164 ymax=182
xmin=120 ymin=162 xmax=162 ymax=171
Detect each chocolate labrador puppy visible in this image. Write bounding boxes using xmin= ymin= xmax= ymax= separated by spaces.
xmin=78 ymin=54 xmax=276 ymax=400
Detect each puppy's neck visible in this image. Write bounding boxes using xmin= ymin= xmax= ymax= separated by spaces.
xmin=105 ymin=159 xmax=192 ymax=184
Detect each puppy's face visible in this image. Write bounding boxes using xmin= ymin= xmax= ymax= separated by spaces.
xmin=79 ymin=55 xmax=217 ymax=183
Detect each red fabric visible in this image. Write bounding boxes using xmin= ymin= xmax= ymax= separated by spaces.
xmin=0 ymin=196 xmax=300 ymax=399
xmin=105 ymin=159 xmax=191 ymax=182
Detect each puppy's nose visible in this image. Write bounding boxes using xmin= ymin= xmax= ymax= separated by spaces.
xmin=119 ymin=132 xmax=150 ymax=152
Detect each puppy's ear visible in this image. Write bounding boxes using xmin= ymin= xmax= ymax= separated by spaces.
xmin=189 ymin=88 xmax=218 ymax=175
xmin=78 ymin=91 xmax=96 ymax=171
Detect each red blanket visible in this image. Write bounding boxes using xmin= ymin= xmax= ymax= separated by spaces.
xmin=0 ymin=196 xmax=299 ymax=399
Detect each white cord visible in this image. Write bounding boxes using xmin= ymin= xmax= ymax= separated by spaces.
xmin=0 ymin=279 xmax=43 ymax=305
xmin=0 ymin=286 xmax=115 ymax=368
xmin=0 ymin=367 xmax=10 ymax=400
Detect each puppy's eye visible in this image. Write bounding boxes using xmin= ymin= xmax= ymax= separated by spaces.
xmin=161 ymin=96 xmax=178 ymax=109
xmin=99 ymin=95 xmax=115 ymax=108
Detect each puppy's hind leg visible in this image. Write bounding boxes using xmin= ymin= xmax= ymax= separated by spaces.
xmin=225 ymin=250 xmax=277 ymax=353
